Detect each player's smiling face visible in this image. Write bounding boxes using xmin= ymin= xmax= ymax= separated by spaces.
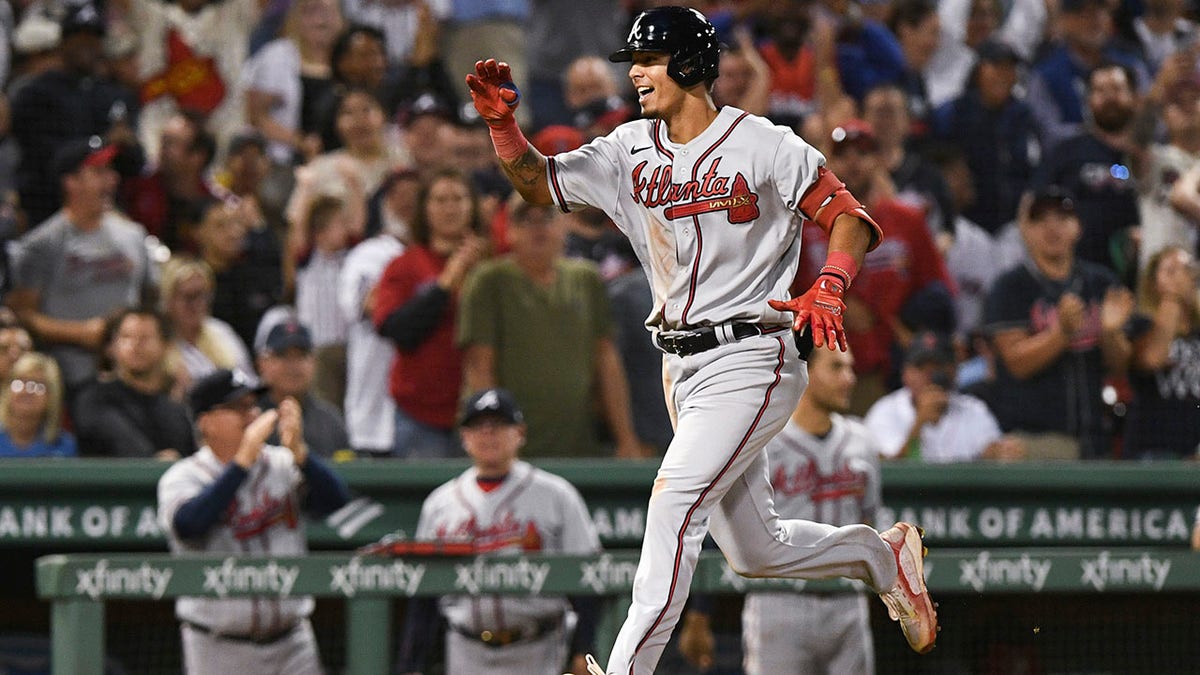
xmin=628 ymin=51 xmax=681 ymax=119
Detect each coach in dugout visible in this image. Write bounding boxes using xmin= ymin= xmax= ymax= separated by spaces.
xmin=158 ymin=368 xmax=349 ymax=675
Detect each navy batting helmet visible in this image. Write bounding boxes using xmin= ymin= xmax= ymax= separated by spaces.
xmin=608 ymin=6 xmax=720 ymax=88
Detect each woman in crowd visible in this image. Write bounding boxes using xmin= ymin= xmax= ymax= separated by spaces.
xmin=0 ymin=352 xmax=76 ymax=458
xmin=160 ymin=256 xmax=254 ymax=392
xmin=371 ymin=169 xmax=488 ymax=458
xmin=1125 ymin=245 xmax=1200 ymax=459
xmin=241 ymin=0 xmax=344 ymax=165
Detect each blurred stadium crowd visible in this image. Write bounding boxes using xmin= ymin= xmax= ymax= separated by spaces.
xmin=0 ymin=0 xmax=1195 ymax=464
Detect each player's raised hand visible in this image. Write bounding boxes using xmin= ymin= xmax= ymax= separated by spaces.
xmin=466 ymin=59 xmax=521 ymax=125
xmin=769 ymin=274 xmax=849 ymax=351
xmin=235 ymin=409 xmax=279 ymax=469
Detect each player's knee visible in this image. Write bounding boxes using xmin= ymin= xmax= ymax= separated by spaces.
xmin=722 ymin=548 xmax=772 ymax=578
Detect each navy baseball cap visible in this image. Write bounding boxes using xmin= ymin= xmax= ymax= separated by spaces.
xmin=53 ymin=136 xmax=118 ymax=180
xmin=1027 ymin=186 xmax=1076 ymax=221
xmin=189 ymin=369 xmax=267 ymax=415
xmin=976 ymin=39 xmax=1022 ymax=65
xmin=60 ymin=2 xmax=106 ymax=37
xmin=905 ymin=331 xmax=956 ymax=366
xmin=459 ymin=388 xmax=524 ymax=427
xmin=262 ymin=320 xmax=313 ymax=354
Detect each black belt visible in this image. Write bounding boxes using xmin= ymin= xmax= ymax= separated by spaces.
xmin=656 ymin=323 xmax=771 ymax=356
xmin=449 ymin=617 xmax=561 ymax=648
xmin=182 ymin=620 xmax=299 ymax=646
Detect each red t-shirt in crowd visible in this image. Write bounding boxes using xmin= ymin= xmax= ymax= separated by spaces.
xmin=371 ymin=244 xmax=462 ymax=430
xmin=794 ymin=198 xmax=954 ymax=376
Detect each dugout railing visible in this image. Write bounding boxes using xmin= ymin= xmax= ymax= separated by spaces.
xmin=35 ymin=547 xmax=1200 ymax=675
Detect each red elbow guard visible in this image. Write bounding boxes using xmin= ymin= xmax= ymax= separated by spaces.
xmin=798 ymin=167 xmax=884 ymax=251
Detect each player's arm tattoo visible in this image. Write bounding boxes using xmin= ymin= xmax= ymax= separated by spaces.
xmin=500 ymin=147 xmax=553 ymax=204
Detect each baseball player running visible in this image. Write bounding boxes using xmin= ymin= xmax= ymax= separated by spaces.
xmin=468 ymin=6 xmax=939 ymax=673
xmin=157 ymin=369 xmax=351 ymax=675
xmin=396 ymin=388 xmax=602 ymax=675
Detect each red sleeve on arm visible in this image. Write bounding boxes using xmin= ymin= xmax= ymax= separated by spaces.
xmin=372 ymin=252 xmax=420 ymax=329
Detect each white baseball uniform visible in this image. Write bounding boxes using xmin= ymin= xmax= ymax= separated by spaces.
xmin=546 ymin=107 xmax=899 ymax=674
xmin=742 ymin=414 xmax=882 ymax=675
xmin=414 ymin=460 xmax=601 ymax=675
xmin=338 ymin=234 xmax=404 ymax=454
xmin=158 ymin=445 xmax=321 ymax=675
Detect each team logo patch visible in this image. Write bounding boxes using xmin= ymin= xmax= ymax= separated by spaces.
xmin=664 ymin=174 xmax=760 ymax=223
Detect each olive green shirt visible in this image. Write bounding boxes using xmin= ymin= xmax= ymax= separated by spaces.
xmin=457 ymin=257 xmax=614 ymax=458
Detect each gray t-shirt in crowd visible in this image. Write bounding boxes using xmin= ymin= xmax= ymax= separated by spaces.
xmin=12 ymin=210 xmax=153 ymax=387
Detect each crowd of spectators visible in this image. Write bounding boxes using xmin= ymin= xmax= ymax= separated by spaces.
xmin=0 ymin=0 xmax=1196 ymax=464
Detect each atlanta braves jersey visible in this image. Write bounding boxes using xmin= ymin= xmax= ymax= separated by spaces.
xmin=742 ymin=413 xmax=883 ymax=675
xmin=158 ymin=445 xmax=313 ymax=634
xmin=417 ymin=460 xmax=601 ymax=630
xmin=546 ymin=106 xmax=824 ymax=331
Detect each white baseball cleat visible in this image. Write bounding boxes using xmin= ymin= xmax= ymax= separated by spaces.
xmin=878 ymin=522 xmax=939 ymax=654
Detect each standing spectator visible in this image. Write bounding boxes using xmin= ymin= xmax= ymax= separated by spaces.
xmin=562 ymin=56 xmax=631 ymax=140
xmin=1124 ymin=246 xmax=1200 ymax=459
xmin=798 ymin=121 xmax=956 ymax=412
xmin=755 ymin=0 xmax=820 ymax=127
xmin=240 ymin=0 xmax=344 ymax=165
xmin=73 ymin=308 xmax=197 ymax=460
xmin=711 ymin=28 xmax=772 ymax=118
xmin=1025 ymin=0 xmax=1148 ymax=149
xmin=459 ymin=197 xmax=641 ymax=459
xmin=255 ymin=318 xmax=349 ymax=459
xmin=1125 ymin=0 xmax=1199 ymax=75
xmin=11 ymin=3 xmax=140 ymax=225
xmin=931 ymin=39 xmax=1040 ymax=234
xmin=341 ymin=0 xmax=437 ymax=68
xmin=119 ymin=111 xmax=217 ymax=250
xmin=525 ymin=0 xmax=624 ymax=131
xmin=394 ymin=388 xmax=601 ymax=675
xmin=312 ymin=24 xmax=394 ymax=151
xmin=865 ymin=331 xmax=1025 ymax=462
xmin=983 ymin=186 xmax=1135 ymax=459
xmin=925 ymin=144 xmax=1006 ymax=336
xmin=863 ymin=83 xmax=957 ymax=237
xmin=113 ymin=0 xmax=267 ymax=160
xmin=337 ymin=173 xmax=412 ymax=456
xmin=285 ymin=87 xmax=404 ymax=270
xmin=0 ymin=352 xmax=77 ymax=458
xmin=1139 ymin=70 xmax=1200 ymax=274
xmin=157 ymin=369 xmax=349 ymax=675
xmin=294 ymin=195 xmax=352 ymax=412
xmin=1029 ymin=62 xmax=1142 ymax=276
xmin=6 ymin=137 xmax=155 ymax=401
xmin=887 ymin=0 xmax=943 ymax=125
xmin=191 ymin=198 xmax=282 ymax=349
xmin=372 ymin=169 xmax=486 ymax=459
xmin=159 ymin=256 xmax=253 ymax=389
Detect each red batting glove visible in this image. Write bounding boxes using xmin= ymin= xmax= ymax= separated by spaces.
xmin=466 ymin=59 xmax=521 ymax=126
xmin=768 ymin=274 xmax=849 ymax=351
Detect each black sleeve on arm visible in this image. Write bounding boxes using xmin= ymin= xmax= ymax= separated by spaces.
xmin=568 ymin=595 xmax=599 ymax=657
xmin=172 ymin=464 xmax=249 ymax=539
xmin=377 ymin=281 xmax=452 ymax=352
xmin=395 ymin=597 xmax=439 ymax=674
xmin=300 ymin=454 xmax=351 ymax=517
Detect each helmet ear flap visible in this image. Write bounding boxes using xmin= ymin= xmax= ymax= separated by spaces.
xmin=669 ymin=51 xmax=706 ymax=88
